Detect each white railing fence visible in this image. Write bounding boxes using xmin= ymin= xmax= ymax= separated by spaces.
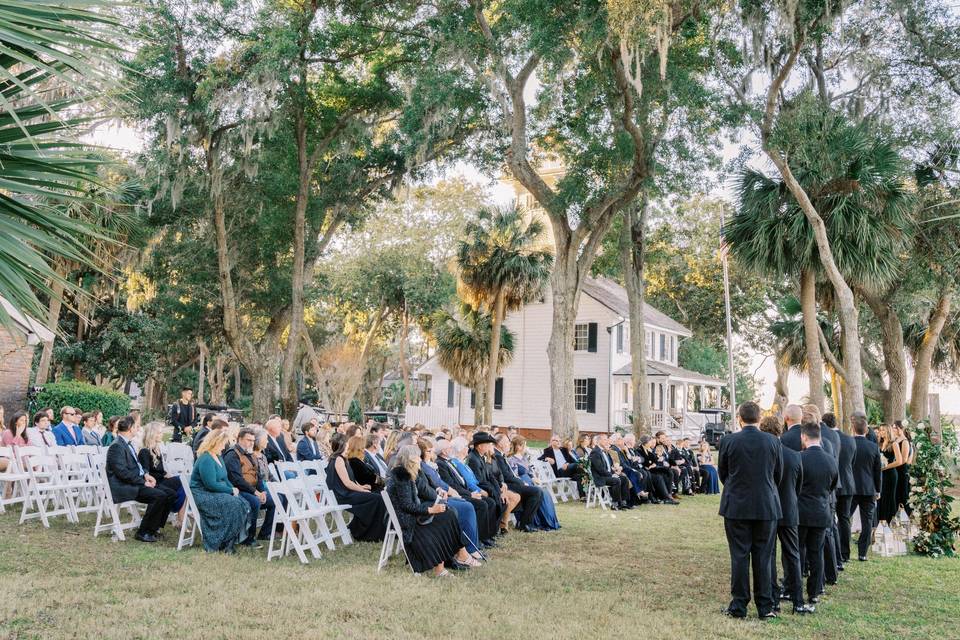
xmin=403 ymin=405 xmax=461 ymax=429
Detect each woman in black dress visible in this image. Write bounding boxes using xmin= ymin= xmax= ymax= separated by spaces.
xmin=386 ymin=444 xmax=479 ymax=577
xmin=137 ymin=423 xmax=186 ymax=523
xmin=325 ymin=433 xmax=388 ymax=541
xmin=877 ymin=425 xmax=904 ymax=524
xmin=893 ymin=422 xmax=913 ymax=516
xmin=345 ymin=435 xmax=384 ymax=491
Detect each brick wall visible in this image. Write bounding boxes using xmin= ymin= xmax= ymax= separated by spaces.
xmin=0 ymin=327 xmax=34 ymax=412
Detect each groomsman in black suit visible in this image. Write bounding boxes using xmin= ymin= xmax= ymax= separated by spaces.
xmin=849 ymin=412 xmax=883 ymax=561
xmin=817 ymin=411 xmax=841 ymax=588
xmin=830 ymin=413 xmax=857 ymax=563
xmin=719 ymin=402 xmax=783 ymax=620
xmin=780 ymin=405 xmax=804 ymax=452
xmin=759 ymin=416 xmax=810 ymax=614
xmin=589 ymin=434 xmax=631 ymax=510
xmin=797 ymin=422 xmax=838 ymax=609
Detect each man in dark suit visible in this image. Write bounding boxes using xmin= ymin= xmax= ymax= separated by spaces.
xmin=849 ymin=412 xmax=882 ymax=561
xmin=363 ymin=434 xmax=389 ymax=478
xmin=719 ymin=401 xmax=783 ymax=619
xmin=830 ymin=413 xmax=857 ymax=563
xmin=817 ymin=411 xmax=842 ymax=588
xmin=105 ymin=416 xmax=177 ymax=543
xmin=779 ymin=404 xmax=804 ymax=452
xmin=759 ymin=416 xmax=810 ymax=615
xmin=264 ymin=416 xmax=294 ymax=465
xmin=436 ymin=439 xmax=498 ymax=546
xmin=538 ymin=434 xmax=586 ymax=486
xmin=609 ymin=433 xmax=647 ymax=504
xmin=467 ymin=432 xmax=520 ymax=533
xmin=494 ymin=434 xmax=543 ymax=531
xmin=797 ymin=422 xmax=838 ymax=609
xmin=636 ymin=435 xmax=677 ymax=504
xmin=589 ymin=433 xmax=632 ymax=510
xmin=190 ymin=413 xmax=216 ymax=453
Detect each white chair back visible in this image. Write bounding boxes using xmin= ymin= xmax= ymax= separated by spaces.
xmin=378 ymin=490 xmax=415 ymax=574
xmin=176 ymin=470 xmax=203 ymax=550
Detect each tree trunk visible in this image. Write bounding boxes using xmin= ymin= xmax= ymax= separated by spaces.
xmin=547 ymin=250 xmax=581 ymax=440
xmin=839 ymin=375 xmax=853 ymax=433
xmin=485 ymin=289 xmax=506 ymax=427
xmin=232 ymin=363 xmax=242 ymax=404
xmin=909 ymin=285 xmax=953 ymax=420
xmin=861 ymin=290 xmax=907 ymax=422
xmin=197 ymin=339 xmax=206 ymax=404
xmin=35 ymin=269 xmax=65 ymax=385
xmin=800 ymin=268 xmax=825 ymax=411
xmin=398 ymin=306 xmax=412 ymax=409
xmin=473 ymin=386 xmax=486 ymax=427
xmin=830 ymin=368 xmax=842 ymax=420
xmin=620 ymin=201 xmax=651 ymax=436
xmin=249 ymin=362 xmax=277 ymax=423
xmin=341 ymin=308 xmax=386 ymax=415
xmin=773 ymin=353 xmax=790 ymax=412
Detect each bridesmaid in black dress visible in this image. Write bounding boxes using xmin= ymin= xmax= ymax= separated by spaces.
xmin=893 ymin=422 xmax=913 ymax=516
xmin=877 ymin=425 xmax=904 ymax=524
xmin=325 ymin=433 xmax=388 ymax=541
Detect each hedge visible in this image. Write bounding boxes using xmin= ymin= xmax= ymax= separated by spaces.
xmin=34 ymin=381 xmax=131 ymax=419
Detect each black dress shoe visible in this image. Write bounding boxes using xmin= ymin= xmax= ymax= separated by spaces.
xmin=760 ymin=611 xmax=779 ymax=620
xmin=809 ymin=596 xmax=820 ymax=604
xmin=134 ymin=532 xmax=157 ymax=543
xmin=793 ymin=604 xmax=815 ymax=615
xmin=520 ymin=524 xmax=539 ymax=533
xmin=837 ymin=564 xmax=845 ymax=572
xmin=721 ymin=608 xmax=746 ymax=619
xmin=858 ymin=555 xmax=868 ymax=561
xmin=664 ymin=499 xmax=680 ymax=505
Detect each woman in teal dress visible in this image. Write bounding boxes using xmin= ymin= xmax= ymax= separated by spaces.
xmin=190 ymin=430 xmax=250 ymax=553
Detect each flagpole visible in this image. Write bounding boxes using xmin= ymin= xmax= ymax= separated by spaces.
xmin=720 ymin=212 xmax=737 ymax=426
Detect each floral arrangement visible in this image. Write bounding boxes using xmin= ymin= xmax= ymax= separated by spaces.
xmin=909 ymin=421 xmax=960 ymax=558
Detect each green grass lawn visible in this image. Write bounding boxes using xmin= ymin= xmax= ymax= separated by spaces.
xmin=1 ymin=495 xmax=957 ymax=640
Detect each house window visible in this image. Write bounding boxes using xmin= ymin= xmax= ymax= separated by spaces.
xmin=574 ymin=378 xmax=596 ymax=413
xmin=659 ymin=334 xmax=667 ymax=360
xmin=574 ymin=322 xmax=598 ymax=352
xmin=649 ymin=382 xmax=656 ymax=409
xmin=670 ymin=384 xmax=677 ymax=409
xmin=670 ymin=336 xmax=676 ymax=363
xmin=446 ymin=379 xmax=455 ymax=408
xmin=616 ymin=324 xmax=624 ymax=353
xmin=646 ymin=331 xmax=652 ymax=357
xmin=469 ymin=389 xmax=475 ymax=408
xmin=621 ymin=382 xmax=629 ymax=404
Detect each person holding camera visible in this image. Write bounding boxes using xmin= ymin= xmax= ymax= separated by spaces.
xmin=387 ymin=445 xmax=479 ymax=577
xmin=168 ymin=387 xmax=197 ymax=443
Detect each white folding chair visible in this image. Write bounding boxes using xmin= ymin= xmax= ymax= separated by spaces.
xmin=535 ymin=461 xmax=578 ymax=502
xmin=20 ymin=453 xmax=79 ymax=526
xmin=57 ymin=452 xmax=101 ymax=516
xmin=177 ymin=471 xmax=203 ymax=550
xmin=378 ymin=490 xmax=416 ymax=574
xmin=273 ymin=460 xmax=302 ymax=480
xmin=93 ymin=461 xmax=142 ymax=540
xmin=161 ymin=443 xmax=194 ymax=476
xmin=265 ymin=480 xmax=324 ymax=564
xmin=585 ymin=480 xmax=612 ymax=510
xmin=0 ymin=446 xmax=32 ymax=513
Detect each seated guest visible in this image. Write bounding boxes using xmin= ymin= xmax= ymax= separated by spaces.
xmin=678 ymin=438 xmax=699 ymax=494
xmin=263 ymin=416 xmax=294 ymax=468
xmin=325 ymin=433 xmax=388 ymax=541
xmin=101 ymin=416 xmax=120 ymax=447
xmin=574 ymin=433 xmax=592 ymax=459
xmin=491 ymin=433 xmax=543 ymax=532
xmin=137 ymin=423 xmax=186 ymax=524
xmin=190 ymin=430 xmax=250 ymax=553
xmin=538 ymin=434 xmax=587 ymax=487
xmin=52 ymin=406 xmax=83 ymax=446
xmin=660 ymin=434 xmax=689 ymax=496
xmin=697 ymin=440 xmax=720 ymax=494
xmin=387 ymin=445 xmax=480 ymax=577
xmin=435 ymin=438 xmax=498 ymax=548
xmin=106 ymin=416 xmax=178 ymax=543
xmin=346 ymin=435 xmax=384 ymax=491
xmin=26 ymin=411 xmax=55 ymax=448
xmin=364 ymin=434 xmax=389 ymax=479
xmin=252 ymin=429 xmax=272 ymax=484
xmin=191 ymin=413 xmax=217 ymax=453
xmin=610 ymin=433 xmax=648 ymax=504
xmin=2 ymin=411 xmax=28 ymax=448
xmin=467 ymin=432 xmax=520 ymax=535
xmin=637 ymin=435 xmax=677 ymax=504
xmin=588 ymin=433 xmax=632 ymax=510
xmin=417 ymin=437 xmax=485 ymax=557
xmin=296 ymin=419 xmax=324 ymax=462
xmin=383 ymin=430 xmax=405 ymax=465
xmin=507 ymin=435 xmax=560 ymax=530
xmin=224 ymin=427 xmax=276 ymax=546
xmin=79 ymin=413 xmax=101 ymax=446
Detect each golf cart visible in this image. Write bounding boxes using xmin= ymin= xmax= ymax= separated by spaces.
xmin=699 ymin=408 xmax=731 ymax=447
xmin=363 ymin=410 xmax=404 ymax=429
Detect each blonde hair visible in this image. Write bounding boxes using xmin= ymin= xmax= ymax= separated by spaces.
xmin=344 ymin=435 xmax=366 ymax=460
xmin=396 ymin=444 xmax=421 ymax=478
xmin=508 ymin=435 xmax=527 ymax=457
xmin=198 ymin=430 xmax=231 ymax=458
xmin=383 ymin=430 xmax=403 ymax=461
xmin=142 ymin=423 xmax=164 ymax=466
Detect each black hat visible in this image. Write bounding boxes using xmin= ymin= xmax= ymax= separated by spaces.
xmin=471 ymin=432 xmax=497 ymax=446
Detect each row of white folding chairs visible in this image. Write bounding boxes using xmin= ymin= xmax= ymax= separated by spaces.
xmin=264 ymin=469 xmax=353 ymax=564
xmin=530 ymin=460 xmax=580 ymax=503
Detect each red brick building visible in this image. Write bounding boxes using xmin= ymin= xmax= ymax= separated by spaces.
xmin=0 ymin=296 xmax=53 ymax=412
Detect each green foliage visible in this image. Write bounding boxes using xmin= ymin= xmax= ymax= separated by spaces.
xmin=433 ymin=305 xmax=515 ymax=390
xmin=35 ymin=381 xmax=130 ymax=418
xmin=54 ymin=308 xmax=164 ymax=385
xmin=679 ymin=337 xmax=756 ymax=405
xmin=910 ymin=422 xmax=960 ymax=557
xmin=348 ymin=398 xmax=363 ymax=423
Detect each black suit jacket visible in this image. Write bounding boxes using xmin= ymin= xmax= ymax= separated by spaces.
xmin=106 ymin=438 xmax=145 ymax=503
xmin=265 ymin=433 xmax=293 ymax=464
xmin=781 ymin=424 xmax=803 ymax=452
xmin=851 ymin=436 xmax=882 ymax=496
xmin=437 ymin=457 xmax=474 ymax=497
xmin=820 ymin=424 xmax=841 ymax=487
xmin=777 ymin=447 xmax=803 ymax=528
xmin=588 ymin=447 xmax=616 ymax=485
xmin=610 ymin=445 xmax=640 ymax=473
xmin=798 ymin=446 xmax=838 ymax=528
xmin=494 ymin=451 xmax=526 ymax=492
xmin=467 ymin=450 xmax=502 ymax=500
xmin=538 ymin=446 xmax=576 ymax=474
xmin=718 ymin=425 xmax=783 ymax=521
xmin=835 ymin=430 xmax=857 ymax=497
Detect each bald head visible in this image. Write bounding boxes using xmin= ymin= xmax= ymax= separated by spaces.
xmin=784 ymin=404 xmax=803 ymax=426
xmin=265 ymin=416 xmax=282 ymax=436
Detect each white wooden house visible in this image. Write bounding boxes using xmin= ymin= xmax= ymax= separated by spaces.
xmin=405 ymin=276 xmax=725 ymax=436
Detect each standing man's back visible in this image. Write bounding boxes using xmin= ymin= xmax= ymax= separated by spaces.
xmin=719 ymin=401 xmax=783 ymax=620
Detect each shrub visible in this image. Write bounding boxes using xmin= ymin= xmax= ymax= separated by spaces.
xmin=35 ymin=381 xmax=131 ymax=418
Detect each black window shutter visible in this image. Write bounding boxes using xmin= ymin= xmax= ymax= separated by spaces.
xmin=588 ymin=323 xmax=598 ymax=352
xmin=586 ymin=378 xmax=597 ymax=413
xmin=447 ymin=379 xmax=455 ymax=408
xmin=470 ymin=389 xmax=476 ymax=408
xmin=494 ymin=378 xmax=504 ymax=410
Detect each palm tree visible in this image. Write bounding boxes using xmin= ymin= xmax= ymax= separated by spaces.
xmin=0 ymin=1 xmax=121 ymax=326
xmin=433 ymin=304 xmax=514 ymax=427
xmin=725 ymin=104 xmax=912 ymax=415
xmin=456 ymin=206 xmax=553 ymax=425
